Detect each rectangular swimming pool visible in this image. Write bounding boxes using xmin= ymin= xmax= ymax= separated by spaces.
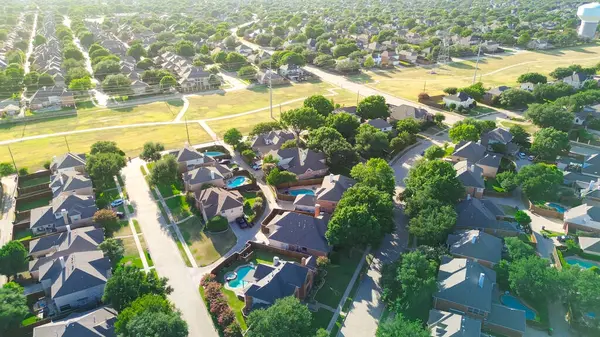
xmin=501 ymin=294 xmax=537 ymax=320
xmin=565 ymin=256 xmax=600 ymax=269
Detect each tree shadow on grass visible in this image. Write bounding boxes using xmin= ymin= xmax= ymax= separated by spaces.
xmin=448 ymin=62 xmax=475 ymax=70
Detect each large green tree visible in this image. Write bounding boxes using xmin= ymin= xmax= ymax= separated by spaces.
xmin=376 ymin=314 xmax=430 ymax=337
xmin=356 ymin=95 xmax=389 ymax=119
xmin=246 ymin=297 xmax=313 ymax=337
xmin=531 ymin=128 xmax=570 ymax=161
xmin=99 ymin=238 xmax=125 ymax=267
xmin=350 ymin=158 xmax=396 ymax=196
xmin=517 ymin=163 xmax=563 ymax=202
xmin=517 ymin=72 xmax=547 ymax=84
xmin=404 ymin=159 xmax=464 ymax=205
xmin=449 ymin=123 xmax=480 ymax=143
xmin=326 ymin=112 xmax=361 ymax=140
xmin=408 ymin=203 xmax=457 ymax=244
xmin=354 ymin=124 xmax=389 ymax=159
xmin=327 ymin=204 xmax=381 ymax=247
xmin=526 ymin=103 xmax=574 ymax=132
xmin=280 ymin=107 xmax=325 ymax=146
xmin=303 ymin=95 xmax=334 ymax=116
xmin=504 ymin=237 xmax=536 ymax=261
xmin=126 ymin=310 xmax=188 ymax=337
xmin=149 ymin=154 xmax=178 ymax=187
xmin=0 ymin=286 xmax=28 ymax=333
xmin=126 ymin=43 xmax=147 ymax=61
xmin=509 ymin=256 xmax=559 ymax=303
xmin=93 ymin=209 xmax=121 ymax=236
xmin=103 ymin=265 xmax=173 ymax=311
xmin=86 ymin=152 xmax=127 ymax=188
xmin=223 ymin=128 xmax=243 ymax=146
xmin=0 ymin=241 xmax=27 ymax=277
xmin=140 ymin=142 xmax=165 ymax=162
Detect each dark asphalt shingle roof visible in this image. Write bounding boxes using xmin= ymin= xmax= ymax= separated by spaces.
xmin=315 ymin=174 xmax=356 ymax=203
xmin=183 ymin=166 xmax=225 ymax=185
xmin=270 ymin=148 xmax=327 ymax=176
xmin=195 ymin=187 xmax=243 ymax=219
xmin=452 ymin=141 xmax=486 ymax=162
xmin=33 ymin=306 xmax=117 ymax=337
xmin=427 ymin=309 xmax=482 ymax=337
xmin=51 ymin=153 xmax=86 ymax=171
xmin=487 ymin=304 xmax=527 ymax=333
xmin=50 ymin=172 xmax=92 ymax=197
xmin=454 ymin=160 xmax=485 ymax=188
xmin=244 ymin=261 xmax=309 ymax=305
xmin=267 ymin=211 xmax=331 ymax=254
xmin=447 ymin=230 xmax=502 ymax=265
xmin=455 ymin=198 xmax=518 ymax=233
xmin=366 ymin=118 xmax=392 ymax=130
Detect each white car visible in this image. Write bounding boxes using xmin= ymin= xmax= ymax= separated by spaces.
xmin=518 ymin=152 xmax=526 ymax=159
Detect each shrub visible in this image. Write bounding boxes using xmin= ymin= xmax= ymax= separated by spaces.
xmin=443 ymin=87 xmax=457 ymax=94
xmin=18 ymin=168 xmax=28 ymax=176
xmin=217 ymin=309 xmax=235 ymax=326
xmin=201 ymin=274 xmax=216 ymax=287
xmin=204 ymin=282 xmax=223 ymax=300
xmin=206 ymin=215 xmax=229 ymax=232
xmin=418 ymin=92 xmax=429 ymax=100
xmin=209 ymin=296 xmax=228 ymax=316
xmin=224 ymin=322 xmax=242 ymax=337
xmin=43 ymin=161 xmax=51 ymax=169
xmin=448 ymin=103 xmax=457 ymax=110
xmin=317 ymin=256 xmax=330 ymax=269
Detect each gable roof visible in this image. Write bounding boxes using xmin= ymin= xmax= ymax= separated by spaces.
xmin=454 ymin=160 xmax=484 ymax=188
xmin=171 ymin=145 xmax=212 ymax=163
xmin=51 ymin=153 xmax=86 ymax=171
xmin=455 ymin=198 xmax=518 ymax=233
xmin=562 ymin=72 xmax=588 ymax=83
xmin=366 ymin=118 xmax=392 ymax=129
xmin=564 ymin=203 xmax=600 ymax=230
xmin=267 ymin=211 xmax=331 ymax=254
xmin=183 ymin=166 xmax=225 ymax=185
xmin=486 ymin=86 xmax=510 ymax=96
xmin=452 ymin=141 xmax=486 ymax=162
xmin=446 ymin=92 xmax=472 ymax=102
xmin=33 ymin=306 xmax=117 ymax=337
xmin=50 ymin=171 xmax=92 ymax=197
xmin=270 ymin=148 xmax=327 ymax=175
xmin=293 ymin=194 xmax=315 ymax=207
xmin=251 ymin=130 xmax=295 ymax=148
xmin=487 ymin=304 xmax=527 ymax=334
xmin=579 ymin=236 xmax=600 ymax=253
xmin=427 ymin=309 xmax=482 ymax=337
xmin=29 ymin=227 xmax=103 ymax=256
xmin=477 ymin=153 xmax=502 ymax=169
xmin=389 ymin=104 xmax=429 ymax=120
xmin=244 ymin=261 xmax=310 ymax=304
xmin=195 ymin=187 xmax=243 ymax=219
xmin=315 ymin=174 xmax=356 ymax=203
xmin=482 ymin=127 xmax=513 ymax=144
xmin=447 ymin=230 xmax=502 ymax=265
xmin=435 ymin=257 xmax=495 ymax=313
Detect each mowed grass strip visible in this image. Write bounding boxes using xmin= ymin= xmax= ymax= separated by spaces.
xmin=177 ymin=216 xmax=237 ymax=266
xmin=0 ymin=123 xmax=211 ymax=171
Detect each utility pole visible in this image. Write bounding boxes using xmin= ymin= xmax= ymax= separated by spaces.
xmin=269 ymin=59 xmax=273 ymax=119
xmin=356 ymin=91 xmax=359 ymax=106
xmin=7 ymin=145 xmax=18 ymax=173
xmin=64 ymin=136 xmax=70 ymax=152
xmin=472 ymin=43 xmax=482 ymax=84
xmin=184 ymin=118 xmax=190 ymax=144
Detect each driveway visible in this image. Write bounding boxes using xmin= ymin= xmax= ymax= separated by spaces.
xmin=0 ymin=175 xmax=17 ymax=286
xmin=122 ymin=159 xmax=218 ymax=337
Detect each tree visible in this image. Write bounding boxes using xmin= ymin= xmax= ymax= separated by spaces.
xmin=443 ymin=87 xmax=458 ymax=95
xmin=140 ymin=142 xmax=165 ymax=162
xmin=517 ymin=163 xmax=563 ymax=202
xmin=424 ymin=145 xmax=445 ymax=160
xmin=102 ymin=74 xmax=132 ymax=96
xmin=327 ymin=203 xmax=381 ymax=247
xmin=526 ymin=103 xmax=574 ymax=131
xmin=127 ymin=43 xmax=147 ymax=61
xmin=457 ymin=82 xmax=486 ymax=101
xmin=159 ymin=75 xmax=177 ymax=90
xmin=91 ymin=141 xmax=124 ymax=155
xmin=335 ymin=59 xmax=360 ymax=73
xmin=93 ymin=209 xmax=121 ymax=236
xmin=499 ymin=89 xmax=534 ymax=107
xmin=175 ymin=40 xmax=195 ymax=57
xmin=246 ymin=297 xmax=312 ymax=337
xmin=93 ymin=59 xmax=120 ymax=80
xmin=237 ymin=65 xmax=257 ymax=78
xmin=69 ymin=77 xmax=93 ymax=91
xmin=242 ymin=149 xmax=256 ymax=163
xmin=307 ymin=127 xmax=344 ymax=152
xmin=223 ymin=128 xmax=243 ymax=146
xmin=496 ymin=171 xmax=518 ymax=192
xmin=33 ymin=34 xmax=46 ymax=46
xmin=99 ymin=238 xmax=125 ymax=266
xmin=303 ymin=95 xmax=334 ymax=117
xmin=517 ymin=32 xmax=531 ymax=46
xmin=86 ymin=152 xmax=127 ymax=188
xmin=280 ymin=52 xmax=306 ymax=67
xmin=354 ymin=124 xmax=389 ymax=159
xmin=531 ymin=127 xmax=570 ymax=161
xmin=126 ymin=309 xmax=188 ymax=337
xmin=560 ymin=267 xmax=600 ymax=317
xmin=224 ymin=35 xmax=237 ymax=49
xmin=38 ymin=73 xmax=55 ymax=87
xmin=408 ymin=203 xmax=457 ymax=244
xmin=137 ymin=59 xmax=154 ymax=70
xmin=0 ymin=163 xmax=16 ymax=177
xmin=103 ymin=265 xmax=172 ymax=311
xmin=250 ymin=122 xmax=281 ymax=136
xmin=116 ymin=294 xmax=172 ymax=335
xmin=390 ymin=132 xmax=416 ymax=152
xmin=376 ymin=314 xmax=430 ymax=337
xmin=364 ymin=55 xmax=375 ymax=68
xmin=509 ymin=125 xmax=530 ymax=147
xmin=326 ymin=112 xmax=360 ymax=140
xmin=505 ymin=237 xmax=535 ymax=261
xmin=395 ymin=119 xmax=421 ymax=135
xmin=404 ymin=160 xmax=464 ymax=205
xmin=514 ymin=210 xmax=532 ymax=226
xmin=149 ymin=155 xmax=178 ymax=187
xmin=350 ymin=158 xmax=396 ymax=196
xmin=266 ymin=168 xmax=297 ymax=186
xmin=449 ymin=123 xmax=480 ymax=143
xmin=64 ymin=46 xmax=84 ymax=61
xmin=356 ymin=95 xmax=389 ymax=119
xmin=0 ymin=241 xmax=27 ymax=277
xmin=517 ymin=72 xmax=547 ymax=84
xmin=509 ymin=256 xmax=559 ymax=303
xmin=280 ymin=107 xmax=325 ymax=146
xmin=313 ymin=54 xmax=335 ymax=68
xmin=533 ymin=82 xmax=573 ymax=102
xmin=213 ymin=50 xmax=228 ymax=63
xmin=280 ymin=140 xmax=297 ymax=150
xmin=0 ymin=287 xmax=28 ymax=333
xmin=224 ymin=52 xmax=247 ymax=70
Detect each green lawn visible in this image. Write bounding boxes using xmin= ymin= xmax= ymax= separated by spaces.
xmin=498 ymin=120 xmax=539 ymax=134
xmin=311 ymin=309 xmax=334 ymax=332
xmin=242 ymin=192 xmax=257 ymax=219
xmin=165 ymin=195 xmax=193 ymax=222
xmin=157 ymin=182 xmax=183 ymax=198
xmin=14 ymin=229 xmax=33 ymax=241
xmin=21 ymin=313 xmax=40 ymax=326
xmin=177 ymin=216 xmax=237 ymax=266
xmin=118 ymin=236 xmax=144 ymax=269
xmin=500 ymin=204 xmax=518 ymax=216
xmin=19 ymin=176 xmax=49 ymax=188
xmin=314 ymin=249 xmax=364 ymax=308
xmin=169 ymin=227 xmax=192 ymax=267
xmin=223 ymin=288 xmax=247 ymax=330
xmin=484 ymin=178 xmax=506 ymax=193
xmin=16 ymin=195 xmax=52 ymax=212
xmin=112 ymin=220 xmax=132 ymax=237
xmin=132 ymin=219 xmax=142 ymax=233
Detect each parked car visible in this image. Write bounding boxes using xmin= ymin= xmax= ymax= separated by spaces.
xmin=219 ymin=159 xmax=231 ymax=165
xmin=111 ymin=199 xmax=124 ymax=207
xmin=518 ymin=152 xmax=526 ymax=159
xmin=236 ymin=217 xmax=248 ymax=229
xmin=527 ymin=155 xmax=535 ymax=161
xmin=116 ymin=212 xmax=125 ymax=219
xmin=252 ymin=162 xmax=261 ymax=170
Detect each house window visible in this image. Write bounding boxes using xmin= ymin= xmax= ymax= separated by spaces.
xmin=467 ymin=307 xmax=485 ymax=316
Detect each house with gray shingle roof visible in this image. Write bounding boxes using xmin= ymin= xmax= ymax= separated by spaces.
xmin=483 ymin=86 xmax=510 ymax=104
xmin=50 ymin=171 xmax=93 ymax=198
xmin=29 ymin=227 xmax=103 ymax=259
xmin=33 ymin=306 xmax=117 ymax=337
xmin=265 ymin=210 xmax=331 ymax=256
xmin=182 ymin=166 xmax=226 ymax=192
xmin=293 ymin=194 xmax=316 ymax=213
xmin=242 ymin=260 xmax=315 ymax=313
xmin=168 ymin=144 xmax=215 ymax=172
xmin=388 ymin=104 xmax=431 ymax=122
xmin=427 ymin=309 xmax=482 ymax=337
xmin=194 ymin=187 xmax=243 ymax=222
xmin=578 ymin=236 xmax=600 ymax=256
xmin=455 ymin=197 xmax=519 ymax=237
xmin=481 ymin=127 xmax=519 ymax=155
xmin=366 ymin=118 xmax=393 ymax=132
xmin=562 ymin=72 xmax=589 ymax=89
xmin=454 ymin=160 xmax=485 ymax=199
xmin=30 ymin=194 xmax=97 ymax=235
xmin=450 ymin=141 xmax=502 ymax=178
xmin=50 ymin=153 xmax=86 ymax=174
xmin=564 ymin=203 xmax=600 ymax=233
xmin=251 ymin=130 xmax=296 ymax=157
xmin=315 ymin=174 xmax=356 ymax=213
xmin=447 ymin=230 xmax=502 ymax=268
xmin=268 ymin=148 xmax=328 ymax=180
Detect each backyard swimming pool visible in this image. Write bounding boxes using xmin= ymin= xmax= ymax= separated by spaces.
xmin=547 ymin=202 xmax=566 ymax=213
xmin=565 ymin=256 xmax=600 ymax=269
xmin=501 ymin=294 xmax=537 ymax=320
xmin=289 ymin=189 xmax=315 ymax=196
xmin=204 ymin=151 xmax=225 ymax=157
xmin=226 ymin=265 xmax=255 ymax=289
xmin=226 ymin=176 xmax=248 ymax=188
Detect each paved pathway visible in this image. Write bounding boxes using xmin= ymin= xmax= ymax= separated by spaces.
xmin=122 ymin=158 xmax=218 ymax=337
xmin=0 ymin=175 xmax=17 ymax=286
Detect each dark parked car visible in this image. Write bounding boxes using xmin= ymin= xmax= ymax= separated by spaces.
xmin=236 ymin=217 xmax=248 ymax=229
xmin=116 ymin=212 xmax=125 ymax=219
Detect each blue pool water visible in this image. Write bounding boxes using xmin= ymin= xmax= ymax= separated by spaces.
xmin=565 ymin=256 xmax=600 ymax=269
xmin=226 ymin=176 xmax=247 ymax=188
xmin=501 ymin=295 xmax=537 ymax=320
xmin=547 ymin=202 xmax=566 ymax=213
xmin=227 ymin=265 xmax=254 ymax=289
xmin=289 ymin=189 xmax=315 ymax=196
xmin=204 ymin=151 xmax=225 ymax=157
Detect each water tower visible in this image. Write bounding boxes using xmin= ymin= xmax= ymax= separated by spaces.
xmin=578 ymin=3 xmax=600 ymax=39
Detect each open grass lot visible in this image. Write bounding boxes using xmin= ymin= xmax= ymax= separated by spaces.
xmin=186 ymin=81 xmax=358 ymax=120
xmin=118 ymin=236 xmax=144 ymax=268
xmin=352 ymin=44 xmax=600 ymax=101
xmin=0 ymin=123 xmax=211 ymax=171
xmin=314 ymin=249 xmax=363 ymax=308
xmin=176 ymin=216 xmax=237 ymax=266
xmin=0 ymin=100 xmax=182 ymax=142
xmin=498 ymin=119 xmax=539 ymax=134
xmin=223 ymin=288 xmax=247 ymax=330
xmin=206 ymin=87 xmax=359 ymax=137
xmin=165 ymin=195 xmax=193 ymax=222
xmin=113 ymin=220 xmax=133 ymax=237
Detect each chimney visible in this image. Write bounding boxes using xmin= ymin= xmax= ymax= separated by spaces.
xmin=470 ymin=164 xmax=475 ymax=172
xmin=210 ymin=170 xmax=215 ymax=180
xmin=315 ymin=204 xmax=321 ymax=218
xmin=329 ymin=173 xmax=334 ymax=183
xmin=478 ymin=273 xmax=485 ymax=288
xmin=466 ymin=194 xmax=471 ymax=200
xmin=59 ymin=174 xmax=64 ymax=185
xmin=59 ymin=256 xmax=65 ymax=269
xmin=61 ymin=209 xmax=69 ymax=225
xmin=301 ymin=257 xmax=307 ymax=266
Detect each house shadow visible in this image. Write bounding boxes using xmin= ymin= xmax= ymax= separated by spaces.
xmin=167 ymin=99 xmax=185 ymax=107
xmin=348 ymin=73 xmax=374 ymax=83
xmin=448 ymin=62 xmax=475 ymax=70
xmin=532 ymin=49 xmax=565 ymax=56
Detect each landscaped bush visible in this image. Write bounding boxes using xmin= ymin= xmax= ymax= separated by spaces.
xmin=201 ymin=274 xmax=216 ymax=287
xmin=205 ymin=281 xmax=223 ymax=300
xmin=224 ymin=322 xmax=242 ymax=337
xmin=210 ymin=297 xmax=229 ymax=316
xmin=202 ymin=281 xmax=240 ymax=336
xmin=206 ymin=216 xmax=229 ymax=232
xmin=218 ymin=309 xmax=235 ymax=326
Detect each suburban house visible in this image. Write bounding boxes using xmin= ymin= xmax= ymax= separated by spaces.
xmin=428 ymin=309 xmax=482 ymax=336
xmin=293 ymin=194 xmax=316 ymax=213
xmin=366 ymin=118 xmax=393 ymax=132
xmin=28 ymin=86 xmax=76 ymax=112
xmin=433 ymin=257 xmax=526 ymax=337
xmin=29 ymin=226 xmax=104 ymax=260
xmin=563 ymin=203 xmax=600 ymax=233
xmin=168 ymin=145 xmax=216 ymax=172
xmin=480 ymin=127 xmax=519 ymax=155
xmin=380 ymin=50 xmax=399 ymax=66
xmin=37 ymin=251 xmax=111 ymax=313
xmin=483 ymin=86 xmax=510 ymax=104
xmin=443 ymin=92 xmax=475 ymax=109
xmin=33 ymin=306 xmax=117 ymax=337
xmin=398 ymin=50 xmax=418 ymax=63
xmin=30 ymin=194 xmax=98 ymax=235
xmin=178 ymin=66 xmax=214 ymax=92
xmin=454 ymin=160 xmax=485 ymax=198
xmin=235 ymin=44 xmax=254 ymax=56
xmin=580 ymin=153 xmax=600 ymax=177
xmin=182 ymin=166 xmax=226 ymax=192
xmin=388 ymin=104 xmax=431 ymax=122
xmin=49 ymin=171 xmax=93 ymax=197
xmin=278 ymin=64 xmax=306 ymax=81
xmin=50 ymin=153 xmax=86 ymax=174
xmin=194 ymin=187 xmax=244 ymax=223
xmin=264 ymin=209 xmax=331 ymax=257
xmin=450 ymin=141 xmax=502 ymax=178
xmin=0 ymin=103 xmax=19 ymax=116
xmin=578 ymin=236 xmax=600 ymax=256
xmin=332 ymin=106 xmax=359 ymax=119
xmin=255 ymin=70 xmax=287 ymax=85
xmin=481 ymin=40 xmax=500 ymax=52
xmin=242 ymin=259 xmax=315 ymax=313
xmin=561 ymin=72 xmax=589 ymax=89
xmin=315 ymin=174 xmax=356 ymax=213
xmin=268 ymin=148 xmax=328 ymax=180
xmin=251 ymin=130 xmax=296 ymax=157
xmin=520 ymin=82 xmax=536 ymax=92
xmin=455 ymin=197 xmax=520 ymax=236
xmin=527 ymin=39 xmax=552 ymax=50
xmin=447 ymin=230 xmax=502 ymax=268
